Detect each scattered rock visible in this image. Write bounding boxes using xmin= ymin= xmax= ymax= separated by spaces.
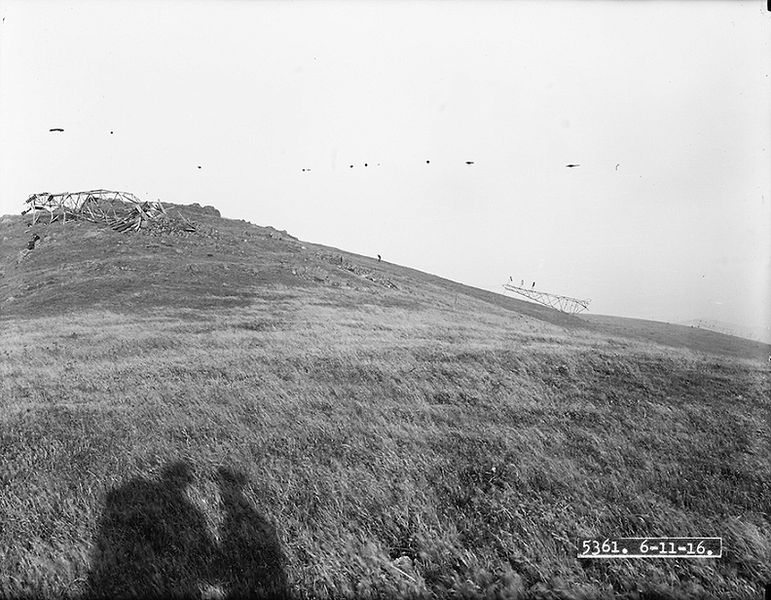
xmin=187 ymin=203 xmax=220 ymax=217
xmin=144 ymin=213 xmax=199 ymax=236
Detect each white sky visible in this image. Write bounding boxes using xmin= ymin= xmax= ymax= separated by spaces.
xmin=1 ymin=0 xmax=769 ymax=332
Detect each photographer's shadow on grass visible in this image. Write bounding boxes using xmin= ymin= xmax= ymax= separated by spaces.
xmin=86 ymin=461 xmax=288 ymax=599
xmin=215 ymin=466 xmax=287 ymax=599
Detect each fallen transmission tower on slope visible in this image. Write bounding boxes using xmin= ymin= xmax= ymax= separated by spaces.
xmin=23 ymin=189 xmax=166 ymax=232
xmin=502 ymin=282 xmax=591 ymax=315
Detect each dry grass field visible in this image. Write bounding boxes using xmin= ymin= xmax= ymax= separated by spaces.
xmin=1 ymin=205 xmax=769 ymax=599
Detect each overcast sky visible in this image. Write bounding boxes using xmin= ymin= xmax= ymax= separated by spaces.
xmin=1 ymin=0 xmax=769 ymax=333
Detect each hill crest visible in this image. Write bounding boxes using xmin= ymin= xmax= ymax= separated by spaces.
xmin=1 ymin=202 xmax=769 ymax=362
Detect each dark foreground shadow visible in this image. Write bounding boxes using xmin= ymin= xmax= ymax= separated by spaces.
xmin=216 ymin=467 xmax=288 ymax=599
xmin=86 ymin=461 xmax=287 ymax=599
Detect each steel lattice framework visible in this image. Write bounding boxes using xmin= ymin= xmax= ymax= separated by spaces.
xmin=502 ymin=283 xmax=591 ymax=315
xmin=23 ymin=189 xmax=166 ymax=232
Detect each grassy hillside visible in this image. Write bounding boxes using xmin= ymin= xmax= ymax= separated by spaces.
xmin=1 ymin=205 xmax=769 ymax=599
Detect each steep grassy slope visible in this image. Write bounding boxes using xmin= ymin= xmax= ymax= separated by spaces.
xmin=1 ymin=206 xmax=769 ymax=599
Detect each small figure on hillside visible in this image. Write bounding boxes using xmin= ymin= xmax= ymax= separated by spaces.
xmin=27 ymin=234 xmax=40 ymax=250
xmin=520 ymin=279 xmax=524 ymax=287
xmin=532 ymin=281 xmax=536 ymax=288
xmin=509 ymin=276 xmax=512 ymax=282
xmin=377 ymin=254 xmax=381 ymax=262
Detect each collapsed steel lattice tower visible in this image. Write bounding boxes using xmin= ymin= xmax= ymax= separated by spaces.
xmin=23 ymin=189 xmax=165 ymax=232
xmin=502 ymin=282 xmax=591 ymax=315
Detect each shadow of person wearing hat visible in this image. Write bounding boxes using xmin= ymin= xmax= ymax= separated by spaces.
xmin=87 ymin=461 xmax=289 ymax=599
xmin=215 ymin=466 xmax=288 ymax=599
xmin=86 ymin=461 xmax=216 ymax=598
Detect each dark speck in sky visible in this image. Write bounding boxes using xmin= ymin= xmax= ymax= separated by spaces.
xmin=110 ymin=131 xmax=114 ymax=134
xmin=197 ymin=166 xmax=202 ymax=169
xmin=350 ymin=165 xmax=353 ymax=168
xmin=566 ymin=164 xmax=580 ymax=168
xmin=364 ymin=163 xmax=368 ymax=167
xmin=426 ymin=160 xmax=430 ymax=164
xmin=465 ymin=161 xmax=474 ymax=165
xmin=49 ymin=128 xmax=64 ymax=132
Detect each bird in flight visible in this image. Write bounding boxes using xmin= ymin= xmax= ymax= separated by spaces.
xmin=465 ymin=161 xmax=474 ymax=165
xmin=566 ymin=163 xmax=580 ymax=168
xmin=49 ymin=128 xmax=64 ymax=132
